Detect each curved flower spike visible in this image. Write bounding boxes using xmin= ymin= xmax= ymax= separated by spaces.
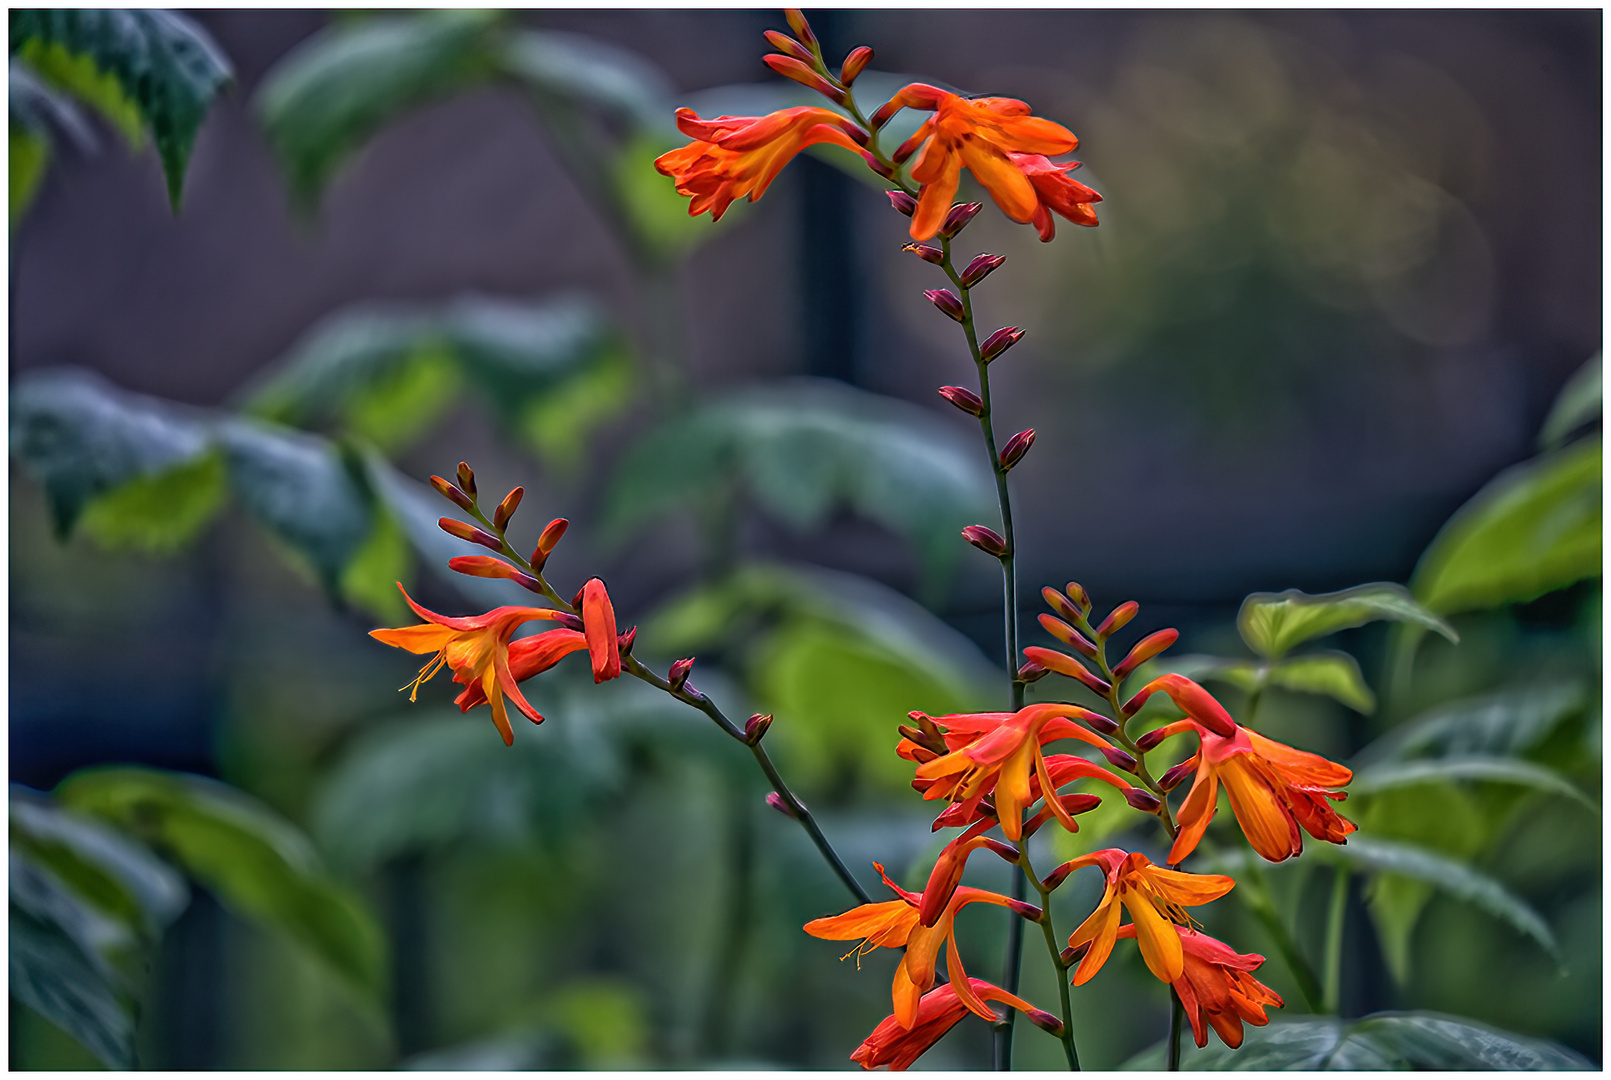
xmin=1116 ymin=924 xmax=1283 ymax=1049
xmin=369 ymin=585 xmax=571 ymax=745
xmin=1168 ymin=724 xmax=1354 ymax=864
xmin=850 ymin=978 xmax=1061 ymax=1070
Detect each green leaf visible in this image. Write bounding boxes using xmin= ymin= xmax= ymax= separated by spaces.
xmin=9 ymin=57 xmax=92 ymax=228
xmin=1353 ymin=755 xmax=1598 ymax=814
xmin=10 ymin=122 xmax=48 ymax=228
xmin=603 ymin=380 xmax=997 ymax=593
xmin=1122 ymin=1010 xmax=1593 ymax=1070
xmin=75 ymin=447 xmax=227 ymax=553
xmin=17 ymin=37 xmax=142 ymax=148
xmin=337 ymin=502 xmax=411 ymax=623
xmin=1151 ymin=654 xmax=1262 ymax=694
xmin=611 ymin=131 xmax=724 ymax=258
xmin=1357 ymin=681 xmax=1593 ymax=764
xmin=1411 ymin=437 xmax=1602 ymax=615
xmin=57 ymin=767 xmax=387 ymax=998
xmin=1267 ymin=650 xmax=1375 ymax=713
xmin=9 ymin=909 xmax=133 ymax=1070
xmin=1539 ymin=353 xmax=1601 ymax=450
xmin=1238 ymin=582 xmax=1456 ymax=659
xmin=10 ymin=9 xmax=232 ymax=207
xmin=253 ymin=9 xmax=503 ymax=209
xmin=500 ymin=28 xmax=671 ymax=132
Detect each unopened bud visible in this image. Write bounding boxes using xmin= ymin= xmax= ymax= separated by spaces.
xmin=552 ymin=612 xmax=584 ymax=632
xmin=617 ymin=626 xmax=636 ymax=655
xmin=530 ymin=516 xmax=568 ymax=571
xmin=840 ymin=45 xmax=873 ymax=84
xmin=668 ymin=657 xmax=695 ymax=691
xmin=784 ymin=8 xmax=816 ymax=48
xmin=1005 ymin=899 xmax=1043 ymax=921
xmin=1065 ymin=581 xmax=1092 ymax=614
xmin=859 ymin=151 xmax=895 ymax=178
xmin=571 ymin=586 xmax=586 ymax=611
xmin=961 ymin=524 xmax=1008 ymax=557
xmin=456 ymin=461 xmax=476 ymax=497
xmin=430 ymin=474 xmax=475 ymax=512
xmin=887 ymin=189 xmax=917 ymax=216
xmin=1042 ymin=861 xmax=1079 ymax=891
xmin=439 ymin=517 xmax=502 ymax=552
xmin=764 ymin=54 xmax=844 ymax=103
xmin=1061 ymin=792 xmax=1103 ymax=817
xmin=1060 ymin=944 xmax=1083 ymax=966
xmin=938 ymin=385 xmax=984 ymax=416
xmin=1082 ymin=711 xmax=1120 ymax=736
xmin=1017 ymin=660 xmax=1049 ymax=684
xmin=979 ymin=326 xmax=1025 ymax=362
xmin=998 ymin=428 xmax=1035 ymax=470
xmin=902 ymin=242 xmax=944 ymax=265
xmin=763 ymin=29 xmax=814 ymax=64
xmin=745 ymin=713 xmax=773 ymax=745
xmin=1096 ymin=601 xmax=1139 ymax=640
xmin=447 ymin=555 xmax=541 ymax=592
xmin=960 ymin=253 xmax=1005 ymax=288
xmin=1026 ymin=1008 xmax=1064 ymax=1036
xmin=1040 ymin=586 xmax=1085 ymax=625
xmin=924 ymin=288 xmax=964 ymax=322
xmin=1038 ymin=613 xmax=1098 ymax=659
xmin=910 ymin=711 xmax=946 ymax=746
xmin=1136 ymin=727 xmax=1172 ymax=752
xmin=492 ymin=486 xmax=523 ymax=531
xmin=766 ymin=791 xmax=798 ymax=818
xmin=1159 ymin=760 xmax=1196 ymax=791
xmin=1100 ymin=746 xmax=1138 ymax=772
xmin=939 ymin=202 xmax=982 ymax=239
xmin=1124 ymin=787 xmax=1162 ymax=813
xmin=1113 ymin=628 xmax=1179 ymax=681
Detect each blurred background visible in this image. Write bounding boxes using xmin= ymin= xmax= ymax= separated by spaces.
xmin=9 ymin=8 xmax=1600 ymax=1070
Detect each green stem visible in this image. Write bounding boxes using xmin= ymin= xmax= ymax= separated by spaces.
xmin=1167 ymin=989 xmax=1184 ymax=1070
xmin=1018 ymin=844 xmax=1081 ymax=1070
xmin=1322 ymin=868 xmax=1349 ymax=1014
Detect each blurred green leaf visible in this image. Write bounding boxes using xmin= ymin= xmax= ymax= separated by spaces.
xmin=10 ymin=9 xmax=232 ymax=207
xmin=545 ymin=978 xmax=650 ymax=1068
xmin=611 ymin=132 xmax=725 ymax=258
xmin=254 ymin=9 xmax=503 ymax=209
xmin=604 ymin=380 xmax=997 ymax=592
xmin=1539 ymin=353 xmax=1601 ymax=450
xmin=1238 ymin=582 xmax=1455 ymax=660
xmin=1153 ymin=654 xmax=1262 ymax=693
xmin=1411 ymin=437 xmax=1601 ymax=615
xmin=337 ymin=502 xmax=411 ymax=623
xmin=10 ymin=122 xmax=49 ymax=227
xmin=1353 ymin=755 xmax=1598 ymax=814
xmin=57 ymin=767 xmax=387 ymax=999
xmin=75 ymin=447 xmax=227 ymax=553
xmin=9 ymin=909 xmax=132 ymax=1070
xmin=1123 ymin=1010 xmax=1592 ymax=1070
xmin=500 ymin=28 xmax=671 ymax=132
xmin=1266 ymin=650 xmax=1375 ymax=713
xmin=1357 ymin=681 xmax=1593 ymax=765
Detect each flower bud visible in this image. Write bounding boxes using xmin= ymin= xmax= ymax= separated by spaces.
xmin=1017 ymin=660 xmax=1049 ymax=684
xmin=902 ymin=242 xmax=944 ymax=265
xmin=763 ymin=29 xmax=815 ymax=64
xmin=891 ymin=130 xmax=925 ymax=165
xmin=447 ymin=555 xmax=542 ymax=592
xmin=1135 ymin=727 xmax=1172 ymax=752
xmin=1025 ymin=1008 xmax=1064 ymax=1036
xmin=571 ymin=585 xmax=586 ymax=611
xmin=430 ymin=474 xmax=475 ymax=512
xmin=455 ymin=461 xmax=476 ymax=497
xmin=924 ymin=288 xmax=965 ymax=322
xmin=1124 ymin=787 xmax=1162 ymax=813
xmin=1065 ymin=581 xmax=1092 ymax=614
xmin=859 ymin=151 xmax=895 ymax=178
xmin=979 ymin=325 xmax=1025 ymax=362
xmin=784 ymin=8 xmax=816 ymax=48
xmin=1113 ymin=628 xmax=1179 ymax=681
xmin=439 ymin=517 xmax=502 ymax=552
xmin=668 ymin=656 xmax=695 ymax=691
xmin=1100 ymin=746 xmax=1137 ymax=772
xmin=1042 ymin=861 xmax=1079 ymax=891
xmin=530 ymin=516 xmax=568 ymax=571
xmin=1040 ymin=586 xmax=1084 ymax=625
xmin=961 ymin=524 xmax=1008 ymax=557
xmin=938 ymin=385 xmax=984 ymax=416
xmin=1005 ymin=899 xmax=1043 ymax=921
xmin=887 ymin=189 xmax=917 ymax=216
xmin=492 ymin=486 xmax=523 ymax=531
xmin=745 ymin=712 xmax=773 ymax=745
xmin=553 ymin=611 xmax=584 ymax=632
xmin=1021 ymin=646 xmax=1110 ymax=697
xmin=980 ymin=838 xmax=1019 ymax=862
xmin=764 ymin=54 xmax=845 ymax=104
xmin=1038 ymin=613 xmax=1098 ymax=659
xmin=1158 ymin=760 xmax=1196 ymax=791
xmin=910 ymin=710 xmax=946 ymax=746
xmin=1061 ymin=944 xmax=1084 ymax=966
xmin=960 ymin=253 xmax=1005 ymax=288
xmin=1082 ymin=711 xmax=1120 ymax=736
xmin=939 ymin=201 xmax=982 ymax=238
xmin=840 ymin=45 xmax=873 ymax=84
xmin=1096 ymin=601 xmax=1139 ymax=640
xmin=766 ymin=791 xmax=798 ymax=818
xmin=617 ymin=626 xmax=637 ymax=655
xmin=1061 ymin=792 xmax=1103 ymax=817
xmin=998 ymin=428 xmax=1035 ymax=470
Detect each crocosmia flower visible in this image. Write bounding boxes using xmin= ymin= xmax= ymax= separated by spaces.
xmin=850 ymin=978 xmax=1061 ymax=1070
xmin=1116 ymin=924 xmax=1283 ymax=1049
xmin=655 ymin=105 xmax=867 ymax=221
xmin=1010 ymin=152 xmax=1101 ymax=241
xmin=1167 ymin=724 xmax=1354 ymax=865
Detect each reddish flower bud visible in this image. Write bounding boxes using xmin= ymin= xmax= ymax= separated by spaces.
xmin=530 ymin=516 xmax=568 ymax=572
xmin=898 ymin=724 xmax=945 ymax=754
xmin=1113 ymin=628 xmax=1180 ymax=681
xmin=1020 ymin=646 xmax=1111 ymax=697
xmin=763 ymin=29 xmax=815 ymax=65
xmin=890 ymin=129 xmax=925 ymax=165
xmin=1061 ymin=944 xmax=1084 ymax=966
xmin=887 ymin=189 xmax=917 ymax=216
xmin=784 ymin=8 xmax=816 ymax=48
xmin=998 ymin=428 xmax=1035 ymax=470
xmin=430 ymin=474 xmax=475 ymax=512
xmin=552 ymin=611 xmax=584 ymax=632
xmin=1017 ymin=660 xmax=1049 ymax=684
xmin=492 ymin=486 xmax=523 ymax=531
xmin=1042 ymin=861 xmax=1079 ymax=891
xmin=939 ymin=201 xmax=982 ymax=238
xmin=1038 ymin=613 xmax=1098 ymax=659
xmin=617 ymin=626 xmax=637 ymax=655
xmin=979 ymin=326 xmax=1025 ymax=362
xmin=1065 ymin=581 xmax=1092 ymax=614
xmin=455 ymin=461 xmax=476 ymax=497
xmin=859 ymin=150 xmax=895 ymax=178
xmin=902 ymin=242 xmax=944 ymax=265
xmin=924 ymin=288 xmax=965 ymax=322
xmin=1136 ymin=727 xmax=1172 ymax=752
xmin=960 ymin=253 xmax=1006 ymax=288
xmin=1124 ymin=787 xmax=1162 ymax=813
xmin=980 ymin=838 xmax=1020 ymax=862
xmin=1082 ymin=711 xmax=1120 ymax=736
xmin=763 ymin=54 xmax=845 ymax=103
xmin=938 ymin=385 xmax=984 ymax=416
xmin=571 ymin=585 xmax=586 ymax=611
xmin=1096 ymin=601 xmax=1139 ymax=640
xmin=961 ymin=524 xmax=1008 ymax=557
xmin=1005 ymin=899 xmax=1043 ymax=921
xmin=1100 ymin=746 xmax=1138 ymax=772
xmin=439 ymin=517 xmax=502 ymax=552
xmin=668 ymin=656 xmax=695 ymax=691
xmin=910 ymin=711 xmax=946 ymax=746
xmin=1158 ymin=760 xmax=1196 ymax=791
xmin=745 ymin=713 xmax=773 ymax=745
xmin=1025 ymin=1008 xmax=1065 ymax=1036
xmin=1040 ymin=586 xmax=1084 ymax=625
xmin=766 ymin=791 xmax=798 ymax=818
xmin=447 ymin=555 xmax=542 ymax=593
xmin=839 ymin=45 xmax=873 ymax=85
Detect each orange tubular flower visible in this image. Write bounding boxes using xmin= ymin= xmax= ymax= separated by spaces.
xmin=655 ymin=105 xmax=867 ymax=222
xmin=1116 ymin=925 xmax=1283 ymax=1049
xmin=1055 ymin=849 xmax=1234 ymax=986
xmin=850 ymin=978 xmax=1061 ymax=1070
xmin=453 ymin=627 xmax=588 ymax=712
xmin=579 ymin=577 xmax=621 ymax=683
xmin=369 ymin=585 xmax=571 ymax=746
xmin=1011 ymin=152 xmax=1101 ymax=241
xmin=805 ymin=865 xmax=1039 ymax=1029
xmin=1168 ymin=724 xmax=1354 ymax=865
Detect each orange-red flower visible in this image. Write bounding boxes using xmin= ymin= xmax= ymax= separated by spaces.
xmin=850 ymin=978 xmax=1061 ymax=1070
xmin=805 ymin=864 xmax=1038 ymax=1029
xmin=452 ymin=628 xmax=587 ymax=712
xmin=872 ymin=83 xmax=1095 ymax=241
xmin=369 ymin=585 xmax=571 ymax=746
xmin=579 ymin=577 xmax=621 ymax=682
xmin=1116 ymin=924 xmax=1283 ymax=1049
xmin=655 ymin=105 xmax=867 ymax=222
xmin=1054 ymin=848 xmax=1234 ymax=986
xmin=1168 ymin=724 xmax=1354 ymax=864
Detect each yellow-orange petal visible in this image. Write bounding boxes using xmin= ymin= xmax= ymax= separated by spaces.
xmin=910 ymin=153 xmax=961 ymax=241
xmin=369 ymin=624 xmax=457 ymax=654
xmin=1167 ymin=768 xmax=1219 ymax=865
xmin=482 ymin=667 xmax=514 ymax=746
xmin=1220 ymin=759 xmax=1302 ymax=861
xmin=958 ymin=141 xmax=1038 ymax=222
xmin=581 ymin=578 xmax=621 ymax=682
xmin=1070 ymin=895 xmax=1121 ymax=986
xmin=1123 ymin=889 xmax=1185 ymax=983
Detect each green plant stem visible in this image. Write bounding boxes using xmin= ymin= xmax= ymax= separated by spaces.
xmin=1167 ymin=989 xmax=1184 ymax=1070
xmin=1322 ymin=868 xmax=1349 ymax=1014
xmin=1237 ymin=856 xmax=1323 ymax=1012
xmin=1017 ymin=843 xmax=1081 ymax=1070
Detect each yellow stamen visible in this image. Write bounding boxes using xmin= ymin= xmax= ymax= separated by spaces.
xmin=401 ymin=651 xmax=448 ymax=700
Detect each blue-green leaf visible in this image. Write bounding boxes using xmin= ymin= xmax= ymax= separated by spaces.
xmin=500 ymin=28 xmax=671 ymax=132
xmin=9 ymin=909 xmax=133 ymax=1070
xmin=1539 ymin=353 xmax=1601 ymax=450
xmin=1352 ymin=755 xmax=1598 ymax=814
xmin=1238 ymin=582 xmax=1456 ymax=659
xmin=1357 ymin=681 xmax=1592 ymax=764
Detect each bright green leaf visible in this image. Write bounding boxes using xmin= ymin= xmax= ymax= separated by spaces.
xmin=1353 ymin=755 xmax=1598 ymax=814
xmin=17 ymin=37 xmax=143 ymax=148
xmin=1268 ymin=650 xmax=1376 ymax=713
xmin=1238 ymin=582 xmax=1456 ymax=659
xmin=75 ymin=448 xmax=227 ymax=553
xmin=1411 ymin=437 xmax=1601 ymax=615
xmin=1357 ymin=681 xmax=1593 ymax=765
xmin=611 ymin=132 xmax=726 ymax=258
xmin=1539 ymin=353 xmax=1601 ymax=450
xmin=518 ymin=345 xmax=634 ymax=470
xmin=337 ymin=502 xmax=411 ymax=623
xmin=10 ymin=123 xmax=49 ymax=228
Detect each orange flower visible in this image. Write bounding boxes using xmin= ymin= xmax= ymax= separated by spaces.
xmin=1054 ymin=849 xmax=1234 ymax=986
xmin=579 ymin=577 xmax=621 ymax=683
xmin=850 ymin=978 xmax=1061 ymax=1070
xmin=452 ymin=627 xmax=587 ymax=711
xmin=369 ymin=585 xmax=571 ymax=746
xmin=655 ymin=105 xmax=867 ymax=222
xmin=1011 ymin=153 xmax=1101 ymax=241
xmin=805 ymin=864 xmax=1039 ymax=1029
xmin=872 ymin=83 xmax=1092 ymax=241
xmin=1116 ymin=925 xmax=1283 ymax=1049
xmin=1168 ymin=724 xmax=1354 ymax=864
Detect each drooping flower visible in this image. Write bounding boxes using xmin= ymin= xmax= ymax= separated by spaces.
xmin=1167 ymin=724 xmax=1354 ymax=865
xmin=1053 ymin=849 xmax=1234 ymax=985
xmin=655 ymin=105 xmax=867 ymax=222
xmin=850 ymin=978 xmax=1062 ymax=1070
xmin=369 ymin=585 xmax=571 ymax=746
xmin=1116 ymin=924 xmax=1283 ymax=1049
xmin=1011 ymin=152 xmax=1101 ymax=241
xmin=805 ymin=864 xmax=1039 ymax=1029
xmin=870 ymin=83 xmax=1095 ymax=241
